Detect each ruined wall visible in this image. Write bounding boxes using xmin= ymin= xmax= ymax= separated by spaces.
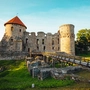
xmin=1 ymin=24 xmax=26 ymax=52
xmin=30 ymin=32 xmax=37 ymax=52
xmin=36 ymin=32 xmax=46 ymax=52
xmin=23 ymin=32 xmax=37 ymax=52
xmin=0 ymin=17 xmax=75 ymax=56
xmin=46 ymin=33 xmax=52 ymax=52
xmin=45 ymin=33 xmax=59 ymax=52
xmin=23 ymin=32 xmax=60 ymax=53
xmin=52 ymin=33 xmax=60 ymax=51
xmin=15 ymin=40 xmax=22 ymax=51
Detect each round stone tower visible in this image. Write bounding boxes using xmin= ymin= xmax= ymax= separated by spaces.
xmin=58 ymin=24 xmax=75 ymax=55
xmin=4 ymin=16 xmax=27 ymax=40
xmin=3 ymin=16 xmax=27 ymax=51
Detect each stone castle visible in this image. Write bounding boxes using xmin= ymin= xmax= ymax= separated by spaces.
xmin=0 ymin=16 xmax=75 ymax=56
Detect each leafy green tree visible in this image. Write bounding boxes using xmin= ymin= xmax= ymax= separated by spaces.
xmin=75 ymin=29 xmax=90 ymax=55
xmin=77 ymin=29 xmax=90 ymax=41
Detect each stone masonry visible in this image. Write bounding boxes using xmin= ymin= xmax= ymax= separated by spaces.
xmin=0 ymin=16 xmax=75 ymax=56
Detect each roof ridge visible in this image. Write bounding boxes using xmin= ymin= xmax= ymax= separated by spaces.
xmin=4 ymin=16 xmax=27 ymax=29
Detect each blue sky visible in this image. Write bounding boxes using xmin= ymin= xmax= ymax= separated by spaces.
xmin=0 ymin=0 xmax=90 ymax=40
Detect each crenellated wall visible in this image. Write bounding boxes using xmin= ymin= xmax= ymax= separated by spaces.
xmin=0 ymin=16 xmax=75 ymax=56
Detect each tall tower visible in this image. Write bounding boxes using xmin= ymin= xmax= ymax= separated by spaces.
xmin=58 ymin=24 xmax=75 ymax=55
xmin=2 ymin=16 xmax=27 ymax=51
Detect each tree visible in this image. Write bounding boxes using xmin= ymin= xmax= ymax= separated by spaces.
xmin=77 ymin=29 xmax=90 ymax=41
xmin=75 ymin=29 xmax=90 ymax=55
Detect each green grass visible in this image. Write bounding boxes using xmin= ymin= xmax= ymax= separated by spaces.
xmin=0 ymin=60 xmax=74 ymax=90
xmin=78 ymin=52 xmax=90 ymax=60
xmin=0 ymin=60 xmax=90 ymax=90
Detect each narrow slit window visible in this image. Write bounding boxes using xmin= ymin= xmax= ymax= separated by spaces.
xmin=42 ymin=39 xmax=44 ymax=44
xmin=52 ymin=38 xmax=54 ymax=45
xmin=26 ymin=38 xmax=28 ymax=44
xmin=43 ymin=46 xmax=45 ymax=51
xmin=58 ymin=38 xmax=59 ymax=44
xmin=37 ymin=39 xmax=39 ymax=45
xmin=37 ymin=46 xmax=39 ymax=50
xmin=52 ymin=47 xmax=54 ymax=50
xmin=11 ymin=27 xmax=13 ymax=31
xmin=19 ymin=29 xmax=21 ymax=32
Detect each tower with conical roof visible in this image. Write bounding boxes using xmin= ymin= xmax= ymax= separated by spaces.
xmin=4 ymin=16 xmax=27 ymax=39
xmin=2 ymin=16 xmax=27 ymax=52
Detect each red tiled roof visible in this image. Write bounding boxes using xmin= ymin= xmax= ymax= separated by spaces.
xmin=4 ymin=16 xmax=27 ymax=29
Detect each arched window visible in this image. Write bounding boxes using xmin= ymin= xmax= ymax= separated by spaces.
xmin=37 ymin=46 xmax=39 ymax=50
xmin=11 ymin=27 xmax=13 ymax=31
xmin=42 ymin=39 xmax=44 ymax=44
xmin=37 ymin=39 xmax=39 ymax=45
xmin=43 ymin=46 xmax=45 ymax=51
xmin=19 ymin=29 xmax=21 ymax=32
xmin=26 ymin=38 xmax=28 ymax=44
xmin=11 ymin=38 xmax=13 ymax=42
xmin=52 ymin=47 xmax=54 ymax=50
xmin=52 ymin=38 xmax=54 ymax=45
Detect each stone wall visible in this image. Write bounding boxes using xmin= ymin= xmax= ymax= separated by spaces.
xmin=0 ymin=51 xmax=28 ymax=60
xmin=5 ymin=24 xmax=26 ymax=39
xmin=24 ymin=31 xmax=60 ymax=53
xmin=0 ymin=22 xmax=75 ymax=57
xmin=0 ymin=56 xmax=25 ymax=60
xmin=58 ymin=24 xmax=75 ymax=55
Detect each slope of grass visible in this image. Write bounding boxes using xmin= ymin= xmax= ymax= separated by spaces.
xmin=0 ymin=60 xmax=74 ymax=90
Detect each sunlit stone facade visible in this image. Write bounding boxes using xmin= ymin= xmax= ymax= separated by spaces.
xmin=0 ymin=16 xmax=75 ymax=55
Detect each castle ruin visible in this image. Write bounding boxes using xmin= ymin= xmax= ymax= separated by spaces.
xmin=0 ymin=16 xmax=75 ymax=57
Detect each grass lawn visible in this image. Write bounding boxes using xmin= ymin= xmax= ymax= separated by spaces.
xmin=0 ymin=60 xmax=74 ymax=90
xmin=0 ymin=60 xmax=90 ymax=90
xmin=78 ymin=52 xmax=90 ymax=60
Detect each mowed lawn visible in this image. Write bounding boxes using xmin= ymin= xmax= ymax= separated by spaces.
xmin=0 ymin=59 xmax=90 ymax=90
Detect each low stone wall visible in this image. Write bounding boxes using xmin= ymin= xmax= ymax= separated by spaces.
xmin=0 ymin=51 xmax=28 ymax=60
xmin=0 ymin=56 xmax=26 ymax=60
